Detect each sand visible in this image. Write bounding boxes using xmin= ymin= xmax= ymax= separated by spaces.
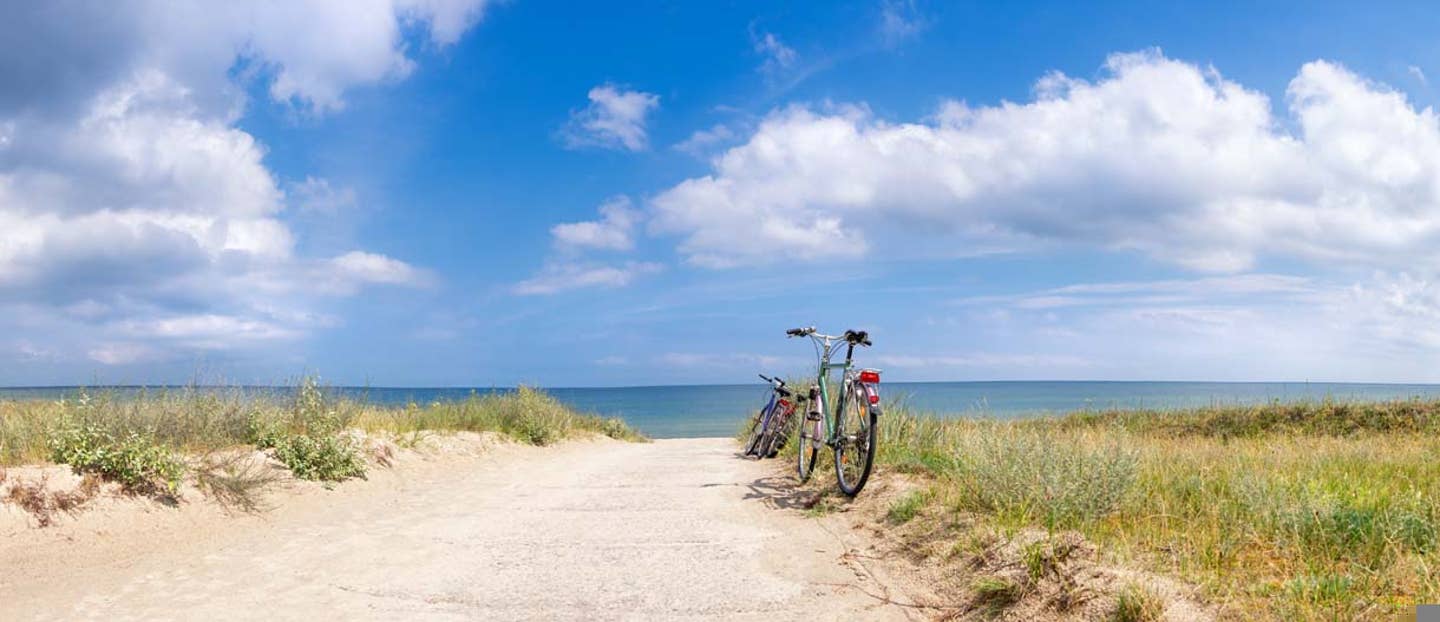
xmin=1 ymin=437 xmax=919 ymax=621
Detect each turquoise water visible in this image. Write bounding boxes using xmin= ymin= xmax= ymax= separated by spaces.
xmin=6 ymin=381 xmax=1440 ymax=438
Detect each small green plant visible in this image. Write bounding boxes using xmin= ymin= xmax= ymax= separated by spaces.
xmin=971 ymin=575 xmax=1022 ymax=613
xmin=47 ymin=422 xmax=185 ymax=494
xmin=887 ymin=489 xmax=929 ymax=524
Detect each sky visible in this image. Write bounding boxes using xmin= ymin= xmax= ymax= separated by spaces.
xmin=6 ymin=1 xmax=1440 ymax=387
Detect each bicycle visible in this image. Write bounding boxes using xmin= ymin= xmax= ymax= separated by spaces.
xmin=742 ymin=374 xmax=800 ymax=459
xmin=786 ymin=326 xmax=881 ymax=496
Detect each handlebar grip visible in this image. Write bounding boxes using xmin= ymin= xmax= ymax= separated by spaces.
xmin=785 ymin=328 xmax=804 ymax=336
xmin=758 ymin=373 xmax=772 ymax=382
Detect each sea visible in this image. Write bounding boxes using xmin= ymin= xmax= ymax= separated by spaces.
xmin=5 ymin=381 xmax=1440 ymax=439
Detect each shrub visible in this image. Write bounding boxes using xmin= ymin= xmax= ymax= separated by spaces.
xmin=244 ymin=379 xmax=366 ymax=482
xmin=47 ymin=422 xmax=185 ymax=494
xmin=268 ymin=433 xmax=366 ymax=482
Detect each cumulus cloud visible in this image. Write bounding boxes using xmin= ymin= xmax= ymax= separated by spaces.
xmin=561 ymin=84 xmax=660 ymax=152
xmin=0 ymin=1 xmax=484 ymax=368
xmin=515 ymin=196 xmax=661 ymax=295
xmin=550 ymin=196 xmax=642 ymax=252
xmin=323 ymin=251 xmax=432 ymax=293
xmin=650 ymin=50 xmax=1440 ymax=273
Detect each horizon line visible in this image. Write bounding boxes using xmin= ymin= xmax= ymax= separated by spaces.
xmin=4 ymin=378 xmax=1440 ymax=391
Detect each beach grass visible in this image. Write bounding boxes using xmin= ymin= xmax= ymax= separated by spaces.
xmin=853 ymin=397 xmax=1440 ymax=619
xmin=0 ymin=381 xmax=645 ymax=482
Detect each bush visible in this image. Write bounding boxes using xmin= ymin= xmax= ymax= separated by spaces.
xmin=246 ymin=383 xmax=366 ymax=482
xmin=269 ymin=433 xmax=366 ymax=482
xmin=47 ymin=422 xmax=185 ymax=494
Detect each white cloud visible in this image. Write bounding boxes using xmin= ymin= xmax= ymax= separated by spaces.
xmin=1410 ymin=65 xmax=1428 ymax=86
xmin=932 ymin=271 xmax=1440 ymax=382
xmin=753 ymin=31 xmax=797 ymax=74
xmin=879 ymin=0 xmax=925 ymax=46
xmin=658 ymin=352 xmax=796 ymax=369
xmin=550 ymin=196 xmax=642 ymax=251
xmin=675 ymin=123 xmax=738 ymax=158
xmin=561 ymin=84 xmax=660 ymax=152
xmin=323 ymin=251 xmax=431 ymax=293
xmin=88 ymin=343 xmax=161 ymax=366
xmin=0 ymin=1 xmax=485 ymax=366
xmin=955 ymin=274 xmax=1318 ymax=310
xmin=874 ymin=353 xmax=1089 ymax=369
xmin=118 ymin=314 xmax=303 ymax=345
xmin=289 ymin=176 xmax=358 ymax=213
xmin=649 ymin=50 xmax=1440 ymax=273
xmin=513 ymin=261 xmax=663 ymax=296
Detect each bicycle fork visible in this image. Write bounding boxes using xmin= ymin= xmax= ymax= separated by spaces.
xmin=802 ymin=385 xmax=824 ymax=449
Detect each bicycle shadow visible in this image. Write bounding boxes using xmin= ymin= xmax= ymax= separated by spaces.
xmin=741 ymin=474 xmax=827 ymax=511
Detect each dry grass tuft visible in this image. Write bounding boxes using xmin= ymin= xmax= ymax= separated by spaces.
xmin=4 ymin=474 xmax=100 ymax=527
xmin=192 ymin=452 xmax=283 ymax=513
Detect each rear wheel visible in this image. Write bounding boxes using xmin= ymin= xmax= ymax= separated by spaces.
xmin=762 ymin=406 xmax=792 ymax=458
xmin=834 ymin=383 xmax=877 ymax=496
xmin=742 ymin=405 xmax=768 ymax=458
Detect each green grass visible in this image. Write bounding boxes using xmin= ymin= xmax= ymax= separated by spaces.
xmin=801 ymin=396 xmax=1440 ymax=619
xmin=0 ymin=380 xmax=646 ymax=489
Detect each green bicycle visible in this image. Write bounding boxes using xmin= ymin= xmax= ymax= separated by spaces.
xmin=786 ymin=326 xmax=881 ymax=497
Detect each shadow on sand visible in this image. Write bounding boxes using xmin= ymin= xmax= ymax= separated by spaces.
xmin=741 ymin=474 xmax=827 ymax=510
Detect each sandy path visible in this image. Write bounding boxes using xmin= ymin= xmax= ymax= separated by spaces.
xmin=1 ymin=438 xmax=914 ymax=621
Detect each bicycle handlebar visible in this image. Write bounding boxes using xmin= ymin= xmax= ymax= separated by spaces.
xmin=786 ymin=326 xmax=873 ymax=347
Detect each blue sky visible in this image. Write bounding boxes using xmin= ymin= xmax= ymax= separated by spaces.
xmin=5 ymin=1 xmax=1440 ymax=386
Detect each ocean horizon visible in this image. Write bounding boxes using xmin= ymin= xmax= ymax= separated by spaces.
xmin=6 ymin=380 xmax=1440 ymax=439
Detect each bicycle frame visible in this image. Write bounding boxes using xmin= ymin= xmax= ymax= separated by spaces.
xmin=800 ymin=331 xmax=859 ymax=447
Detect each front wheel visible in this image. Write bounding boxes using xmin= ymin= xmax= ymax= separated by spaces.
xmin=834 ymin=384 xmax=877 ymax=496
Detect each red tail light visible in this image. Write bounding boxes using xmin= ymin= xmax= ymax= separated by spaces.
xmin=859 ymin=370 xmax=881 ymax=384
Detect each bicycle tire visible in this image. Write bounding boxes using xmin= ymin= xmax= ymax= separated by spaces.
xmin=834 ymin=383 xmax=877 ymax=496
xmin=742 ymin=406 xmax=767 ymax=458
xmin=764 ymin=408 xmax=792 ymax=458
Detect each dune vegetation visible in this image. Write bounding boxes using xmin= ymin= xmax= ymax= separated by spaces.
xmin=0 ymin=380 xmax=644 ymax=494
xmin=821 ymin=397 xmax=1440 ymax=619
